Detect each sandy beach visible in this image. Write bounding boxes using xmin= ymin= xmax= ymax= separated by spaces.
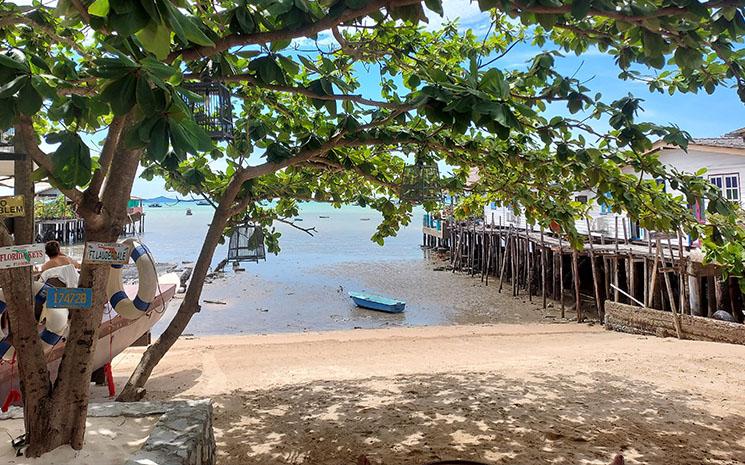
xmin=107 ymin=323 xmax=745 ymax=465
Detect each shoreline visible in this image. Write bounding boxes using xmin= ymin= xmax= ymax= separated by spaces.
xmin=153 ymin=257 xmax=562 ymax=337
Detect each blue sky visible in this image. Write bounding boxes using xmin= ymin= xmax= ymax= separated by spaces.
xmin=132 ymin=1 xmax=745 ymax=198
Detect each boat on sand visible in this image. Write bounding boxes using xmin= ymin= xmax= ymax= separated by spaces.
xmin=0 ymin=275 xmax=178 ymax=405
xmin=349 ymin=291 xmax=405 ymax=313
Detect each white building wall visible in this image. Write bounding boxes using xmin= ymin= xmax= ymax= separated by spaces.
xmin=482 ymin=145 xmax=745 ymax=241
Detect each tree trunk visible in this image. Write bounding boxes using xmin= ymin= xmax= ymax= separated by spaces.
xmin=117 ymin=199 xmax=234 ymax=401
xmin=9 ymin=137 xmax=141 ymax=456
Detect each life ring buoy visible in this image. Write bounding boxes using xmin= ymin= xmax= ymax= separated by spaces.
xmin=0 ymin=280 xmax=69 ymax=361
xmin=106 ymin=239 xmax=157 ymax=320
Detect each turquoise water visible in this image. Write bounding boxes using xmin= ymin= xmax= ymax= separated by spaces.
xmin=139 ymin=202 xmax=446 ymax=336
xmin=139 ymin=201 xmax=425 ymax=268
xmin=139 ymin=202 xmax=544 ymax=336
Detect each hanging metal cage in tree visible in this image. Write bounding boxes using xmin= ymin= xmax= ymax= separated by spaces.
xmin=0 ymin=128 xmax=23 ymax=161
xmin=400 ymin=160 xmax=441 ymax=203
xmin=182 ymin=80 xmax=234 ymax=141
xmin=227 ymin=222 xmax=266 ymax=263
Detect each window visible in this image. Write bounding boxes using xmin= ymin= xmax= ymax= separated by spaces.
xmin=655 ymin=178 xmax=666 ymax=192
xmin=574 ymin=195 xmax=588 ymax=204
xmin=490 ymin=202 xmax=496 ymax=210
xmin=709 ymin=174 xmax=740 ymax=201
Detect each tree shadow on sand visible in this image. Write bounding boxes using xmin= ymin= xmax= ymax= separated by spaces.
xmin=212 ymin=371 xmax=745 ymax=465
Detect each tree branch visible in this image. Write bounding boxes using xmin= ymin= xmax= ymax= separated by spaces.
xmin=87 ymin=114 xmax=127 ymax=197
xmin=205 ymin=73 xmax=411 ymax=109
xmin=275 ymin=217 xmax=317 ymax=236
xmin=16 ymin=116 xmax=84 ymax=204
xmin=168 ymin=0 xmax=423 ymax=61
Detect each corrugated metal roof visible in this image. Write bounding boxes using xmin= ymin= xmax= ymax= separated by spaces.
xmin=692 ymin=137 xmax=745 ymax=149
xmin=723 ymin=127 xmax=745 ymax=138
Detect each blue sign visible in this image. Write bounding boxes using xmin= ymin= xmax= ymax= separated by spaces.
xmin=47 ymin=288 xmax=93 ymax=309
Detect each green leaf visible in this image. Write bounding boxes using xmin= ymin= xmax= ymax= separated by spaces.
xmin=571 ymin=0 xmax=592 ymax=19
xmin=249 ymin=56 xmax=285 ymax=84
xmin=17 ymin=81 xmax=42 ymax=115
xmin=147 ymin=118 xmax=169 ymax=161
xmin=136 ymin=77 xmax=158 ymax=113
xmin=0 ymin=52 xmax=29 ymax=73
xmin=52 ymin=133 xmax=92 ymax=188
xmin=136 ymin=21 xmax=171 ymax=60
xmin=163 ymin=1 xmax=214 ymax=47
xmin=424 ymin=0 xmax=443 ymax=16
xmin=101 ymin=74 xmax=137 ymax=115
xmin=88 ymin=0 xmax=110 ymax=17
xmin=0 ymin=75 xmax=28 ymax=98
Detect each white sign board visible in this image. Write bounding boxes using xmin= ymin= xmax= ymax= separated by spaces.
xmin=0 ymin=243 xmax=45 ymax=269
xmin=83 ymin=242 xmax=132 ymax=265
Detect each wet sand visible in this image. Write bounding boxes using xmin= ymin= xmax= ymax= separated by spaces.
xmin=155 ymin=257 xmax=562 ymax=337
xmin=107 ymin=324 xmax=745 ymax=465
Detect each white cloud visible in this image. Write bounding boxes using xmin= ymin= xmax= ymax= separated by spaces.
xmin=425 ymin=0 xmax=489 ymax=31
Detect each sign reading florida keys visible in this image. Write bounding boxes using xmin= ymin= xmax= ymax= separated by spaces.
xmin=0 ymin=195 xmax=25 ymax=218
xmin=83 ymin=241 xmax=131 ymax=265
xmin=0 ymin=243 xmax=45 ymax=269
xmin=47 ymin=287 xmax=93 ymax=309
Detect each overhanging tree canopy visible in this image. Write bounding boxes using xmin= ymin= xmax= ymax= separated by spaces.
xmin=1 ymin=0 xmax=745 ymax=457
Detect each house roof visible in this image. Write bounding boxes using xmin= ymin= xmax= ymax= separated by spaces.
xmin=723 ymin=127 xmax=745 ymax=138
xmin=690 ymin=137 xmax=745 ymax=150
xmin=650 ymin=129 xmax=745 ymax=156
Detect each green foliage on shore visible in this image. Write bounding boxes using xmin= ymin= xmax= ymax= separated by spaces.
xmin=34 ymin=196 xmax=76 ymax=220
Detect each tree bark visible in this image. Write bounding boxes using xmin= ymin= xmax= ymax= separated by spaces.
xmin=11 ymin=136 xmax=141 ymax=456
xmin=117 ymin=177 xmax=243 ymax=401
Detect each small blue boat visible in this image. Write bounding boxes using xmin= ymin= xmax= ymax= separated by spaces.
xmin=349 ymin=291 xmax=406 ymax=313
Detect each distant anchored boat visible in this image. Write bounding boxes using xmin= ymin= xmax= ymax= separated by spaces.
xmin=148 ymin=203 xmax=162 ymax=208
xmin=349 ymin=291 xmax=405 ymax=313
xmin=186 ymin=208 xmax=193 ymax=216
xmin=196 ymin=200 xmax=211 ymax=206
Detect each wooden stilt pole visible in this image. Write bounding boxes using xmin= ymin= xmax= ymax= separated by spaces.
xmin=572 ymin=248 xmax=582 ymax=322
xmin=526 ymin=225 xmax=533 ymax=301
xmin=481 ymin=223 xmax=487 ymax=282
xmin=498 ymin=226 xmax=512 ymax=293
xmin=657 ymin=238 xmax=682 ymax=339
xmin=485 ymin=225 xmax=492 ymax=286
xmin=559 ymin=235 xmax=565 ymax=318
xmin=648 ymin=243 xmax=659 ymax=309
xmin=540 ymin=228 xmax=547 ymax=309
xmin=613 ymin=217 xmax=620 ymax=302
xmin=677 ymin=230 xmax=690 ymax=315
xmin=586 ymin=219 xmax=603 ymax=319
xmin=496 ymin=217 xmax=502 ymax=276
xmin=512 ymin=231 xmax=518 ymax=296
xmin=623 ymin=220 xmax=631 ymax=303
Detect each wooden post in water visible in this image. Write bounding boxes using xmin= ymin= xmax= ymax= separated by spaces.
xmin=572 ymin=248 xmax=582 ymax=322
xmin=586 ymin=219 xmax=603 ymax=319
